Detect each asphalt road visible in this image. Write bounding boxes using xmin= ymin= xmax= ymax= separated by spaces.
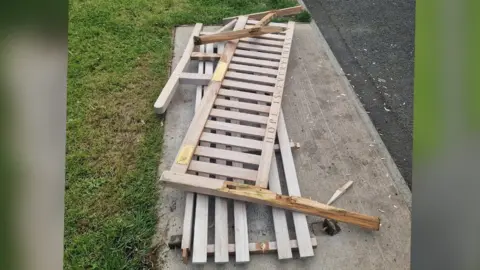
xmin=302 ymin=0 xmax=415 ymax=187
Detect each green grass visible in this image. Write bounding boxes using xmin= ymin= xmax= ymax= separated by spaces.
xmin=66 ymin=0 xmax=301 ymax=268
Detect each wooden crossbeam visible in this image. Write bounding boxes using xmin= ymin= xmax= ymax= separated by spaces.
xmin=190 ymin=52 xmax=221 ymax=61
xmin=194 ymin=26 xmax=286 ymax=45
xmin=160 ymin=171 xmax=381 ymax=231
xmin=206 ymin=238 xmax=318 ymax=255
xmin=154 ymin=23 xmax=203 ymax=114
xmin=223 ymin=5 xmax=304 ymax=24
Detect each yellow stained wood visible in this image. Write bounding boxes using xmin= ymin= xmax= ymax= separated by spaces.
xmin=176 ymin=145 xmax=195 ymax=165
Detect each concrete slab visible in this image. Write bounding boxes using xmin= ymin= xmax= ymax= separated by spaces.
xmin=156 ymin=23 xmax=411 ymax=269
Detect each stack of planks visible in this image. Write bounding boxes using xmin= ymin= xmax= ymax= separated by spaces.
xmin=154 ymin=6 xmax=380 ymax=265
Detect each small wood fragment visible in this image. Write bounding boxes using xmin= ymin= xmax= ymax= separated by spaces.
xmin=326 ymin=180 xmax=354 ymax=205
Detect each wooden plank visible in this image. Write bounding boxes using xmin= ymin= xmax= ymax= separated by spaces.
xmin=237 ymin=41 xmax=283 ymax=53
xmin=247 ymin=19 xmax=288 ymax=27
xmin=223 ymin=5 xmax=304 ymax=24
xmin=256 ymin=12 xmax=276 ymax=26
xmin=154 ymin=23 xmax=203 ymax=114
xmin=194 ymin=25 xmax=286 ymax=45
xmin=188 ymin=160 xmax=257 ymax=182
xmin=231 ymin=56 xmax=279 ymax=68
xmin=180 ymin=43 xmax=206 ymax=263
xmin=268 ymin=156 xmax=293 ymax=259
xmin=210 ymin=109 xmax=268 ymax=125
xmin=190 ymin=52 xmax=221 ymax=61
xmin=235 ymin=49 xmax=282 ymax=61
xmin=241 ymin=37 xmax=284 ymax=47
xmin=179 ymin=72 xmax=211 ymax=85
xmin=169 ymin=16 xmax=248 ymax=174
xmin=195 ymin=146 xmax=261 ymax=165
xmin=214 ymin=98 xmax=271 ymax=113
xmin=277 ymin=111 xmax=314 ymax=257
xmin=225 ymin=71 xmax=277 ymax=85
xmin=253 ymin=33 xmax=286 ymax=41
xmin=228 ymin=63 xmax=278 ymax=76
xmin=161 ymin=171 xmax=381 ymax=230
xmin=218 ymin=89 xmax=272 ymax=103
xmin=256 ymin=21 xmax=295 ymax=188
xmin=200 ymin=132 xmax=263 ymax=150
xmin=205 ymin=238 xmax=318 ymax=255
xmin=223 ymin=79 xmax=275 ymax=93
xmin=191 ymin=43 xmax=213 ymax=265
xmin=204 ymin=120 xmax=266 ymax=137
xmin=212 ymin=41 xmax=229 ymax=264
xmin=214 ymin=18 xmax=237 ymax=33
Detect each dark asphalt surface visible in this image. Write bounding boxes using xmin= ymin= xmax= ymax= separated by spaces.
xmin=302 ymin=0 xmax=415 ymax=187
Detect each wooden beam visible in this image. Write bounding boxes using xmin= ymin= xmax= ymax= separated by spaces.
xmin=223 ymin=5 xmax=304 ymax=24
xmin=256 ymin=12 xmax=276 ymax=26
xmin=160 ymin=171 xmax=381 ymax=230
xmin=214 ymin=18 xmax=237 ymax=34
xmin=205 ymin=238 xmax=318 ymax=255
xmin=179 ymin=72 xmax=211 ymax=85
xmin=154 ymin=23 xmax=203 ymax=114
xmin=190 ymin=52 xmax=221 ymax=61
xmin=194 ymin=26 xmax=286 ymax=45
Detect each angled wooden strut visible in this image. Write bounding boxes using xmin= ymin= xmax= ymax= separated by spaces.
xmin=194 ymin=25 xmax=287 ymax=45
xmin=161 ymin=171 xmax=381 ymax=231
xmin=223 ymin=5 xmax=304 ymax=24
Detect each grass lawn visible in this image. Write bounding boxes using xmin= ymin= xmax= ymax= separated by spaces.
xmin=66 ymin=0 xmax=305 ymax=268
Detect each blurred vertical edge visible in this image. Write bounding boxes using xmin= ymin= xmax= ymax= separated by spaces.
xmin=0 ymin=0 xmax=68 ymax=269
xmin=412 ymin=0 xmax=480 ymax=269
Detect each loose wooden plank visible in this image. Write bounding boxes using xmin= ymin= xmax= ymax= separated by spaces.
xmin=237 ymin=42 xmax=283 ymax=53
xmin=222 ymin=79 xmax=275 ymax=93
xmin=194 ymin=26 xmax=286 ymax=45
xmin=154 ymin=23 xmax=203 ymax=114
xmin=188 ymin=160 xmax=257 ymax=182
xmin=169 ymin=16 xmax=248 ymax=175
xmin=205 ymin=238 xmax=318 ymax=255
xmin=253 ymin=33 xmax=287 ymax=41
xmin=161 ymin=171 xmax=381 ymax=230
xmin=277 ymin=111 xmax=314 ymax=257
xmin=228 ymin=63 xmax=278 ymax=76
xmin=241 ymin=37 xmax=284 ymax=47
xmin=218 ymin=89 xmax=272 ymax=103
xmin=210 ymin=109 xmax=268 ymax=124
xmin=214 ymin=98 xmax=271 ymax=113
xmin=195 ymin=146 xmax=261 ymax=165
xmin=223 ymin=5 xmax=304 ymax=24
xmin=179 ymin=72 xmax=211 ymax=85
xmin=268 ymin=156 xmax=293 ymax=259
xmin=247 ymin=19 xmax=288 ymax=28
xmin=190 ymin=52 xmax=221 ymax=61
xmin=235 ymin=49 xmax=282 ymax=61
xmin=256 ymin=21 xmax=295 ymax=188
xmin=225 ymin=71 xmax=277 ymax=85
xmin=200 ymin=132 xmax=263 ymax=150
xmin=231 ymin=56 xmax=279 ymax=68
xmin=204 ymin=120 xmax=266 ymax=137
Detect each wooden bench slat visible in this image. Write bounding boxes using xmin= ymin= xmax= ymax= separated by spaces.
xmin=195 ymin=146 xmax=261 ymax=165
xmin=228 ymin=63 xmax=278 ymax=76
xmin=232 ymin=56 xmax=280 ymax=68
xmin=214 ymin=98 xmax=271 ymax=113
xmin=225 ymin=71 xmax=277 ymax=85
xmin=200 ymin=132 xmax=263 ymax=150
xmin=222 ymin=79 xmax=275 ymax=93
xmin=210 ymin=108 xmax=268 ymax=124
xmin=189 ymin=160 xmax=257 ymax=181
xmin=205 ymin=120 xmax=266 ymax=137
xmin=235 ymin=49 xmax=282 ymax=61
xmin=218 ymin=89 xmax=272 ymax=103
